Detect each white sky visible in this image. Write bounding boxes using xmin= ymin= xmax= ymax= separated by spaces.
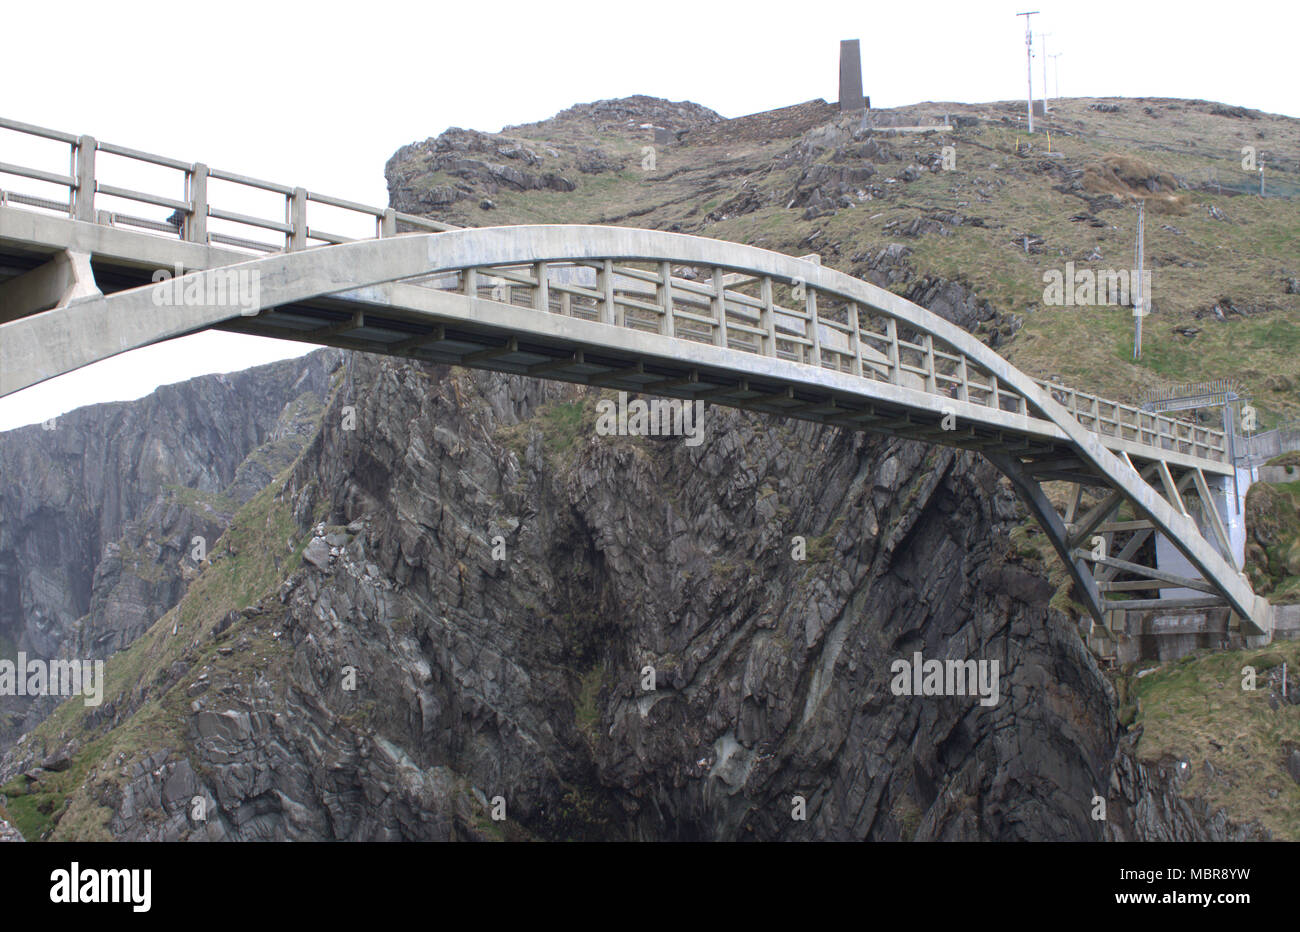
xmin=1 ymin=0 xmax=1296 ymax=430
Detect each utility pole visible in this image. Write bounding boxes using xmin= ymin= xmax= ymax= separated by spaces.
xmin=1018 ymin=11 xmax=1038 ymax=133
xmin=1133 ymin=199 xmax=1146 ymax=360
xmin=1050 ymin=52 xmax=1062 ymax=99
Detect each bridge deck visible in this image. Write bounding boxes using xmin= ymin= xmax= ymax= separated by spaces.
xmin=0 ymin=117 xmax=1270 ymax=639
xmin=0 ymin=207 xmax=1231 ymax=478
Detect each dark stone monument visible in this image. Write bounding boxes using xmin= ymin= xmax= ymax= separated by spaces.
xmin=839 ymin=39 xmax=864 ymax=113
xmin=653 ymin=126 xmax=671 ymax=146
xmin=1032 ymin=100 xmax=1046 ymax=117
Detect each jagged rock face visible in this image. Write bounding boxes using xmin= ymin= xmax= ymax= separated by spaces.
xmin=77 ymin=499 xmax=229 ymax=660
xmin=84 ymin=354 xmax=1121 ymax=840
xmin=386 ymin=127 xmax=578 ymax=214
xmin=4 ymin=352 xmax=1267 ymax=842
xmin=0 ymin=352 xmax=340 ymax=744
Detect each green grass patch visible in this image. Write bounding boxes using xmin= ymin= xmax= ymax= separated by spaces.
xmin=1129 ymin=639 xmax=1300 ymax=840
xmin=575 ymin=662 xmax=605 ymax=745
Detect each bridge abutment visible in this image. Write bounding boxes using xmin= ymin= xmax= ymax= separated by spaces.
xmin=1093 ymin=602 xmax=1293 ymax=664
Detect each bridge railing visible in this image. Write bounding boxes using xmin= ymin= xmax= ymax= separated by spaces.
xmin=434 ymin=259 xmax=1226 ymax=464
xmin=0 ymin=116 xmax=458 ymax=253
xmin=1035 ymin=380 xmax=1225 ymax=462
xmin=0 ymin=115 xmax=1227 ymax=467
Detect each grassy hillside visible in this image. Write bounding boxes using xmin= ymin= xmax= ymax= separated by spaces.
xmin=1121 ymin=639 xmax=1300 ymax=839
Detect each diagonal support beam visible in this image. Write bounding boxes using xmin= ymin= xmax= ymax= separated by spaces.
xmin=1157 ymin=460 xmax=1189 ymax=516
xmin=1191 ymin=467 xmax=1235 ymax=566
xmin=1074 ymin=551 xmax=1220 ymax=594
xmin=0 ymin=249 xmax=101 ymax=323
xmin=1067 ymin=469 xmax=1147 ymax=551
xmin=987 ymin=452 xmax=1108 ymax=624
xmin=1097 ymin=527 xmax=1152 ymax=582
xmin=1064 ymin=484 xmax=1084 ymax=525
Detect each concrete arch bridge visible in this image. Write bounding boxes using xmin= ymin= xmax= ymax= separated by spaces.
xmin=0 ymin=116 xmax=1272 ymax=642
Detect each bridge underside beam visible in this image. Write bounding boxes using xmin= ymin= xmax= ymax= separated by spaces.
xmin=1102 ymin=596 xmax=1228 ymax=612
xmin=216 ymin=312 xmax=1061 ymax=461
xmin=0 ymin=248 xmax=100 ymax=323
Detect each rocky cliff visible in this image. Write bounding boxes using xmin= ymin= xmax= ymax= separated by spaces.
xmin=0 ymin=351 xmax=341 ymax=744
xmin=2 ymin=352 xmax=1122 ymax=840
xmin=7 ymin=347 xmax=1269 ymax=840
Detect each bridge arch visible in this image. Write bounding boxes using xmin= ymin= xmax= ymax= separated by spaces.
xmin=0 ymin=224 xmax=1271 ymax=638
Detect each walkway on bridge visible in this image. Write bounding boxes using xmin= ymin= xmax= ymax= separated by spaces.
xmin=0 ymin=116 xmax=1274 ymax=641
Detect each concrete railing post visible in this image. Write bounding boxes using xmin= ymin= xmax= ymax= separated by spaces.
xmin=73 ymin=135 xmax=96 ymax=222
xmin=533 ymin=261 xmax=549 ymax=311
xmin=848 ymin=301 xmax=863 ymax=378
xmin=760 ymin=276 xmax=776 ymax=356
xmin=288 ymin=186 xmax=308 ymax=251
xmin=380 ymin=208 xmax=397 ymax=238
xmin=711 ymin=267 xmax=727 ymax=347
xmin=598 ymin=259 xmax=615 ymax=326
xmin=187 ymin=163 xmax=208 ymax=243
xmin=658 ymin=261 xmax=674 ymax=338
xmin=806 ymin=288 xmax=821 ymax=368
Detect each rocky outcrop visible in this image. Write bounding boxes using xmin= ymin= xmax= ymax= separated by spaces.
xmin=68 ymin=385 xmax=330 ymax=664
xmin=682 ymin=100 xmax=839 ymax=147
xmin=540 ymin=95 xmax=721 ymax=134
xmin=385 ymin=127 xmax=577 ymax=214
xmin=75 ymin=496 xmax=230 ymax=661
xmin=1106 ymin=732 xmax=1270 ymax=841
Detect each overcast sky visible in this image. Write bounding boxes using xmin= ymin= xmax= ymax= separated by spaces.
xmin=1 ymin=0 xmax=1296 ymax=430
